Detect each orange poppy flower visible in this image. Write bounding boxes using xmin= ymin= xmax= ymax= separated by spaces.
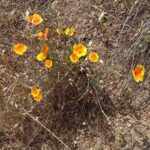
xmin=31 ymin=87 xmax=40 ymax=97
xmin=13 ymin=43 xmax=27 ymax=55
xmin=36 ymin=44 xmax=49 ymax=61
xmin=88 ymin=52 xmax=99 ymax=62
xmin=31 ymin=87 xmax=43 ymax=102
xmin=70 ymin=53 xmax=79 ymax=63
xmin=41 ymin=44 xmax=49 ymax=56
xmin=73 ymin=43 xmax=87 ymax=58
xmin=37 ymin=28 xmax=49 ymax=40
xmin=45 ymin=59 xmax=53 ymax=68
xmin=34 ymin=93 xmax=43 ymax=102
xmin=28 ymin=14 xmax=43 ymax=26
xmin=132 ymin=65 xmax=145 ymax=82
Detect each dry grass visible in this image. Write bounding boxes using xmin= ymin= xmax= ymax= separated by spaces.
xmin=0 ymin=0 xmax=150 ymax=150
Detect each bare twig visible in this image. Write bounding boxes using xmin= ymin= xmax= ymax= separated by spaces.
xmin=20 ymin=106 xmax=72 ymax=150
xmin=97 ymin=98 xmax=112 ymax=125
xmin=119 ymin=0 xmax=140 ymax=36
xmin=90 ymin=81 xmax=112 ymax=125
xmin=6 ymin=76 xmax=19 ymax=104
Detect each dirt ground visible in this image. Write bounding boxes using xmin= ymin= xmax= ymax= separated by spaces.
xmin=0 ymin=0 xmax=150 ymax=150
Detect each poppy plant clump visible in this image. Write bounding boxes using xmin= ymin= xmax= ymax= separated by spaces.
xmin=132 ymin=65 xmax=145 ymax=82
xmin=13 ymin=43 xmax=27 ymax=55
xmin=11 ymin=11 xmax=147 ymax=106
xmin=11 ymin=12 xmax=113 ymax=103
xmin=28 ymin=13 xmax=43 ymax=26
xmin=31 ymin=87 xmax=43 ymax=102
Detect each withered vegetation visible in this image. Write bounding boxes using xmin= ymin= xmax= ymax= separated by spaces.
xmin=0 ymin=0 xmax=150 ymax=149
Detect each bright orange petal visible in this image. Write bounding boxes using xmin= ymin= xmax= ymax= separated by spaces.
xmin=13 ymin=43 xmax=27 ymax=55
xmin=31 ymin=87 xmax=40 ymax=97
xmin=70 ymin=53 xmax=79 ymax=63
xmin=37 ymin=32 xmax=45 ymax=39
xmin=89 ymin=52 xmax=99 ymax=62
xmin=132 ymin=65 xmax=145 ymax=82
xmin=28 ymin=14 xmax=43 ymax=26
xmin=45 ymin=28 xmax=49 ymax=37
xmin=34 ymin=93 xmax=43 ymax=102
xmin=45 ymin=59 xmax=53 ymax=68
xmin=28 ymin=15 xmax=33 ymax=23
xmin=41 ymin=44 xmax=49 ymax=56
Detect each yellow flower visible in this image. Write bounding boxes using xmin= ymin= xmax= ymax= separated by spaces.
xmin=65 ymin=27 xmax=74 ymax=36
xmin=89 ymin=52 xmax=99 ymax=62
xmin=31 ymin=87 xmax=43 ymax=102
xmin=70 ymin=53 xmax=79 ymax=63
xmin=13 ymin=43 xmax=27 ymax=55
xmin=45 ymin=59 xmax=53 ymax=68
xmin=132 ymin=65 xmax=145 ymax=82
xmin=37 ymin=28 xmax=49 ymax=40
xmin=31 ymin=87 xmax=40 ymax=97
xmin=34 ymin=93 xmax=43 ymax=102
xmin=37 ymin=52 xmax=47 ymax=61
xmin=36 ymin=44 xmax=49 ymax=61
xmin=73 ymin=43 xmax=87 ymax=58
xmin=28 ymin=14 xmax=43 ymax=26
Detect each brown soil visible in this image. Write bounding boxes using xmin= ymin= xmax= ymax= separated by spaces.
xmin=0 ymin=0 xmax=150 ymax=150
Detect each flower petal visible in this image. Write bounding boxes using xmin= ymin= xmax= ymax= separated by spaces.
xmin=28 ymin=13 xmax=43 ymax=26
xmin=65 ymin=27 xmax=74 ymax=36
xmin=37 ymin=32 xmax=45 ymax=39
xmin=31 ymin=87 xmax=40 ymax=97
xmin=45 ymin=59 xmax=53 ymax=68
xmin=41 ymin=44 xmax=49 ymax=56
xmin=73 ymin=43 xmax=87 ymax=58
xmin=132 ymin=65 xmax=145 ymax=82
xmin=34 ymin=93 xmax=43 ymax=102
xmin=37 ymin=52 xmax=46 ymax=61
xmin=88 ymin=52 xmax=99 ymax=62
xmin=70 ymin=53 xmax=79 ymax=63
xmin=13 ymin=43 xmax=27 ymax=55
